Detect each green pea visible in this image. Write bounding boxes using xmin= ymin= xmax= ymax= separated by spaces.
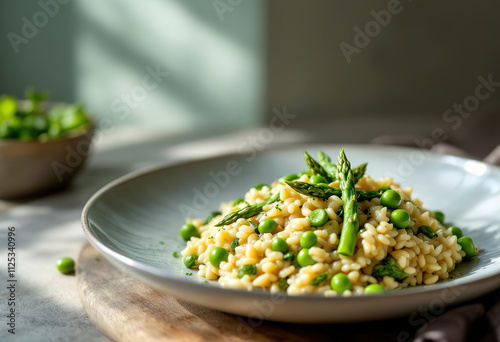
xmin=330 ymin=273 xmax=351 ymax=293
xmin=209 ymin=247 xmax=229 ymax=268
xmin=299 ymin=171 xmax=313 ymax=177
xmin=300 ymin=231 xmax=318 ymax=248
xmin=183 ymin=254 xmax=198 ymax=268
xmin=258 ymin=218 xmax=277 ymax=234
xmin=56 ymin=257 xmax=75 ymax=274
xmin=391 ymin=209 xmax=410 ymax=229
xmin=238 ymin=265 xmax=257 ymax=278
xmin=434 ymin=211 xmax=445 ymax=224
xmin=279 ymin=173 xmax=299 ymax=183
xmin=180 ymin=223 xmax=200 ymax=241
xmin=271 ymin=237 xmax=289 ymax=253
xmin=364 ymin=284 xmax=385 ymax=295
xmin=254 ymin=183 xmax=268 ymax=190
xmin=380 ymin=190 xmax=402 ymax=209
xmin=377 ymin=186 xmax=391 ymax=192
xmin=283 ymin=251 xmax=295 ymax=261
xmin=233 ymin=198 xmax=244 ymax=206
xmin=310 ymin=175 xmax=327 ymax=184
xmin=309 ymin=208 xmax=329 ymax=227
xmin=418 ymin=225 xmax=437 ymax=239
xmin=297 ymin=248 xmax=315 ymax=267
xmin=458 ymin=236 xmax=475 ymax=259
xmin=449 ymin=226 xmax=463 ymax=238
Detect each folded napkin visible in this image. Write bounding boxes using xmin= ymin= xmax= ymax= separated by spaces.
xmin=372 ymin=137 xmax=500 ymax=342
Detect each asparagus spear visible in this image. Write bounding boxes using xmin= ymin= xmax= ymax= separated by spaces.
xmin=304 ymin=152 xmax=332 ymax=182
xmin=318 ymin=151 xmax=337 ymax=180
xmin=352 ymin=163 xmax=367 ymax=183
xmin=318 ymin=151 xmax=367 ymax=183
xmin=285 ymin=181 xmax=383 ymax=201
xmin=337 ymin=149 xmax=360 ymax=257
xmin=372 ymin=255 xmax=406 ymax=280
xmin=214 ymin=192 xmax=280 ymax=227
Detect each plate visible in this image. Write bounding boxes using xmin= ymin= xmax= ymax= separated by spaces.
xmin=81 ymin=144 xmax=500 ymax=323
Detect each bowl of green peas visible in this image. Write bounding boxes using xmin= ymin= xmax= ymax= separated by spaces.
xmin=0 ymin=88 xmax=94 ymax=199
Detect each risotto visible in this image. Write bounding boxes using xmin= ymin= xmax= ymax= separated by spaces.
xmin=180 ymin=149 xmax=477 ymax=296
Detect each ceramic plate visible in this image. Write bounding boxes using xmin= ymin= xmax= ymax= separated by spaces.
xmin=81 ymin=145 xmax=500 ymax=323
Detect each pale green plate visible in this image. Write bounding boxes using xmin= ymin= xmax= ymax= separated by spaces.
xmin=82 ymin=145 xmax=500 ymax=323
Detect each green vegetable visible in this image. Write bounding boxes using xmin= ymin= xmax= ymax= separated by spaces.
xmin=434 ymin=210 xmax=445 ymax=224
xmin=271 ymin=237 xmax=289 ymax=253
xmin=285 ymin=181 xmax=383 ymax=202
xmin=372 ymin=255 xmax=406 ymax=280
xmin=0 ymin=88 xmax=90 ymax=141
xmin=309 ymin=208 xmax=329 ymax=227
xmin=458 ymin=236 xmax=475 ymax=259
xmin=380 ymin=190 xmax=401 ymax=209
xmin=172 ymin=251 xmax=179 ymax=258
xmin=238 ymin=265 xmax=257 ymax=278
xmin=311 ymin=273 xmax=328 ymax=286
xmin=336 ymin=149 xmax=360 ymax=257
xmin=364 ymin=284 xmax=385 ymax=294
xmin=248 ymin=220 xmax=259 ymax=233
xmin=180 ymin=223 xmax=200 ymax=241
xmin=300 ymin=231 xmax=317 ymax=248
xmin=317 ymin=151 xmax=367 ymax=183
xmin=317 ymin=151 xmax=337 ymax=180
xmin=297 ymin=248 xmax=315 ymax=267
xmin=56 ymin=257 xmax=75 ymax=274
xmin=309 ymin=175 xmax=328 ymax=185
xmin=304 ymin=151 xmax=332 ymax=182
xmin=330 ymin=273 xmax=351 ymax=293
xmin=230 ymin=238 xmax=239 ymax=250
xmin=254 ymin=183 xmax=268 ymax=190
xmin=183 ymin=254 xmax=198 ymax=268
xmin=299 ymin=171 xmax=312 ymax=177
xmin=204 ymin=211 xmax=222 ymax=225
xmin=279 ymin=278 xmax=289 ymax=291
xmin=233 ymin=198 xmax=244 ymax=206
xmin=391 ymin=209 xmax=410 ymax=229
xmin=283 ymin=251 xmax=295 ymax=261
xmin=448 ymin=226 xmax=463 ymax=238
xmin=209 ymin=247 xmax=229 ymax=268
xmin=258 ymin=218 xmax=277 ymax=234
xmin=418 ymin=225 xmax=436 ymax=239
xmin=279 ymin=173 xmax=299 ymax=183
xmin=215 ymin=192 xmax=280 ymax=227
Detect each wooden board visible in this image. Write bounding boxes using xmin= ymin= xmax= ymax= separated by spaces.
xmin=76 ymin=243 xmax=418 ymax=342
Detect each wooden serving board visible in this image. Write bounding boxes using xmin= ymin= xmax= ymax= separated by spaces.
xmin=76 ymin=243 xmax=417 ymax=342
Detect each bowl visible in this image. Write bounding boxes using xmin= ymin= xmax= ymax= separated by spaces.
xmin=0 ymin=115 xmax=94 ymax=200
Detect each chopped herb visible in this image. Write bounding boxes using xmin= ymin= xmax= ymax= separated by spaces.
xmin=172 ymin=251 xmax=179 ymax=258
xmin=95 ymin=257 xmax=100 ymax=262
xmin=208 ymin=236 xmax=214 ymax=240
xmin=279 ymin=278 xmax=289 ymax=291
xmin=248 ymin=220 xmax=259 ymax=234
xmin=185 ymin=272 xmax=193 ymax=276
xmin=275 ymin=203 xmax=282 ymax=211
xmin=204 ymin=280 xmax=209 ymax=284
xmin=372 ymin=255 xmax=406 ymax=280
xmin=238 ymin=265 xmax=257 ymax=278
xmin=312 ymin=273 xmax=328 ymax=286
xmin=230 ymin=238 xmax=239 ymax=250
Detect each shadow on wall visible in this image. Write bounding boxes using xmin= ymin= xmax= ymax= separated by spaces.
xmin=75 ymin=0 xmax=266 ymax=130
